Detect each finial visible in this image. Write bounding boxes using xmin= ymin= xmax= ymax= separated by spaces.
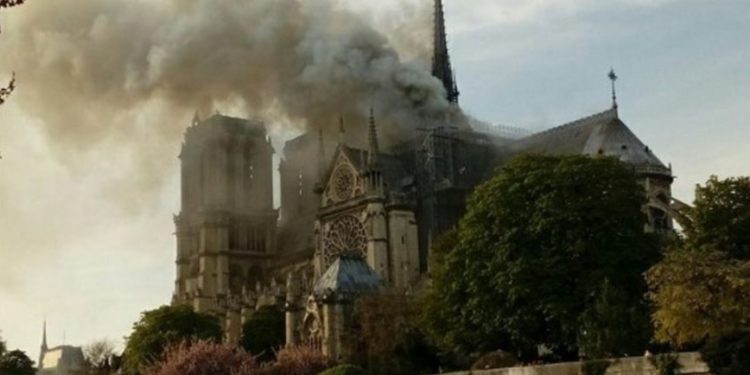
xmin=367 ymin=108 xmax=380 ymax=168
xmin=608 ymin=68 xmax=619 ymax=110
xmin=338 ymin=116 xmax=346 ymax=145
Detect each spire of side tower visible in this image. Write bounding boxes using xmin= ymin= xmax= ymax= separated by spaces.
xmin=41 ymin=320 xmax=48 ymax=351
xmin=432 ymin=0 xmax=459 ymax=104
xmin=338 ymin=116 xmax=346 ymax=145
xmin=367 ymin=108 xmax=380 ymax=168
xmin=317 ymin=126 xmax=326 ymax=182
xmin=39 ymin=320 xmax=48 ymax=367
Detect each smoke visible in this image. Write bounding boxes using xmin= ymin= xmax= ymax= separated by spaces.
xmin=2 ymin=0 xmax=456 ymax=145
xmin=0 ymin=0 xmax=461 ymax=209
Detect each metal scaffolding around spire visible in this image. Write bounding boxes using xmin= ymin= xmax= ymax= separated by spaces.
xmin=432 ymin=0 xmax=459 ymax=104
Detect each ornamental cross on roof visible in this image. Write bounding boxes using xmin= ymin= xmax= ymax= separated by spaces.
xmin=609 ymin=68 xmax=619 ymax=109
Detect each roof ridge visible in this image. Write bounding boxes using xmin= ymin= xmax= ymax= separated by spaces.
xmin=524 ymin=107 xmax=618 ymax=141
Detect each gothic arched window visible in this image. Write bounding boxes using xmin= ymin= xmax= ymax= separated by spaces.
xmin=322 ymin=215 xmax=367 ymax=267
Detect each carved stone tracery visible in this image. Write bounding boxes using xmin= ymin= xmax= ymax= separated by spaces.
xmin=322 ymin=215 xmax=367 ymax=267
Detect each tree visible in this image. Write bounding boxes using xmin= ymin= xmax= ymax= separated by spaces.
xmin=350 ymin=291 xmax=440 ymax=375
xmin=422 ymin=155 xmax=660 ymax=361
xmin=83 ymin=338 xmax=117 ymax=374
xmin=0 ymin=349 xmax=36 ymax=375
xmin=646 ymin=176 xmax=750 ymax=348
xmin=646 ymin=249 xmax=750 ymax=347
xmin=239 ymin=305 xmax=285 ymax=362
xmin=686 ymin=176 xmax=750 ymax=260
xmin=122 ymin=304 xmax=223 ymax=375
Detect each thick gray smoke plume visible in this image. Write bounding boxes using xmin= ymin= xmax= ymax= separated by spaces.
xmin=2 ymin=0 xmax=456 ymax=146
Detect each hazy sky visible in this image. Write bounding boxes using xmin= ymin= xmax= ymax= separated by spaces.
xmin=1 ymin=0 xmax=748 ymax=361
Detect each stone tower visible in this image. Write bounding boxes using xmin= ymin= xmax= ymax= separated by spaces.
xmin=173 ymin=113 xmax=277 ymax=321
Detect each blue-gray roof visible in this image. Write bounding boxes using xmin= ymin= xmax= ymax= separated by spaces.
xmin=313 ymin=256 xmax=381 ymax=301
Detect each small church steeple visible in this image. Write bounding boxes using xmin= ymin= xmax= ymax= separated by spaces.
xmin=432 ymin=0 xmax=459 ymax=104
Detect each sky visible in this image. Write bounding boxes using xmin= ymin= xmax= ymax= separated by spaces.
xmin=0 ymin=0 xmax=748 ymax=361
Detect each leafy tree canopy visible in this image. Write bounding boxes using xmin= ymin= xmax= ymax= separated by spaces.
xmin=422 ymin=155 xmax=660 ymax=361
xmin=239 ymin=305 xmax=285 ymax=362
xmin=122 ymin=304 xmax=222 ymax=375
xmin=647 ymin=249 xmax=750 ymax=347
xmin=0 ymin=349 xmax=36 ymax=375
xmin=686 ymin=176 xmax=750 ymax=260
xmin=647 ymin=175 xmax=750 ymax=348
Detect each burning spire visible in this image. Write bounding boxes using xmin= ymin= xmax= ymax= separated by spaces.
xmin=432 ymin=0 xmax=459 ymax=104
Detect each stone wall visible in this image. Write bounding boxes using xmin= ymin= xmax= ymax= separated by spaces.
xmin=436 ymin=353 xmax=709 ymax=375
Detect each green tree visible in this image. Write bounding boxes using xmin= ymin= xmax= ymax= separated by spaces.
xmin=646 ymin=249 xmax=750 ymax=347
xmin=351 ymin=291 xmax=440 ymax=375
xmin=646 ymin=176 xmax=750 ymax=348
xmin=122 ymin=304 xmax=222 ymax=375
xmin=0 ymin=349 xmax=36 ymax=375
xmin=239 ymin=305 xmax=285 ymax=362
xmin=422 ymin=155 xmax=660 ymax=361
xmin=686 ymin=176 xmax=750 ymax=260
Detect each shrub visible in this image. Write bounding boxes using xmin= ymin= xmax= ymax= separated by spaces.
xmin=258 ymin=344 xmax=335 ymax=375
xmin=700 ymin=330 xmax=750 ymax=375
xmin=318 ymin=364 xmax=368 ymax=375
xmin=145 ymin=340 xmax=257 ymax=375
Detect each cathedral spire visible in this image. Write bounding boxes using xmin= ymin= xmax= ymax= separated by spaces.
xmin=367 ymin=108 xmax=380 ymax=168
xmin=432 ymin=0 xmax=459 ymax=104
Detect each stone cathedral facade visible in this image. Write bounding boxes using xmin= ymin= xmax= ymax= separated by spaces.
xmin=172 ymin=0 xmax=678 ymax=358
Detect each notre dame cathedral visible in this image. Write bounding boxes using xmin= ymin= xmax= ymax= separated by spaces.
xmin=171 ymin=0 xmax=676 ymax=359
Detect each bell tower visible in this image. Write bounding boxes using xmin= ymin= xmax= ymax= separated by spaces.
xmin=173 ymin=113 xmax=277 ymax=315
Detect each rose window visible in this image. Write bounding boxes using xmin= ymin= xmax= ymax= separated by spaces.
xmin=322 ymin=215 xmax=367 ymax=266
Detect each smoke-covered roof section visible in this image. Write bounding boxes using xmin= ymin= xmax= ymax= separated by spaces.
xmin=195 ymin=114 xmax=268 ymax=136
xmin=517 ymin=108 xmax=668 ymax=169
xmin=313 ymin=256 xmax=381 ymax=301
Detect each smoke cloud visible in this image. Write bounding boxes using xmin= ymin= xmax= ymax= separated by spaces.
xmin=2 ymin=0 xmax=455 ymax=147
xmin=0 ymin=0 xmax=462 ymax=209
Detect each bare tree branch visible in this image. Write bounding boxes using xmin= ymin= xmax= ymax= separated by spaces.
xmin=0 ymin=72 xmax=15 ymax=105
xmin=0 ymin=0 xmax=26 ymax=9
